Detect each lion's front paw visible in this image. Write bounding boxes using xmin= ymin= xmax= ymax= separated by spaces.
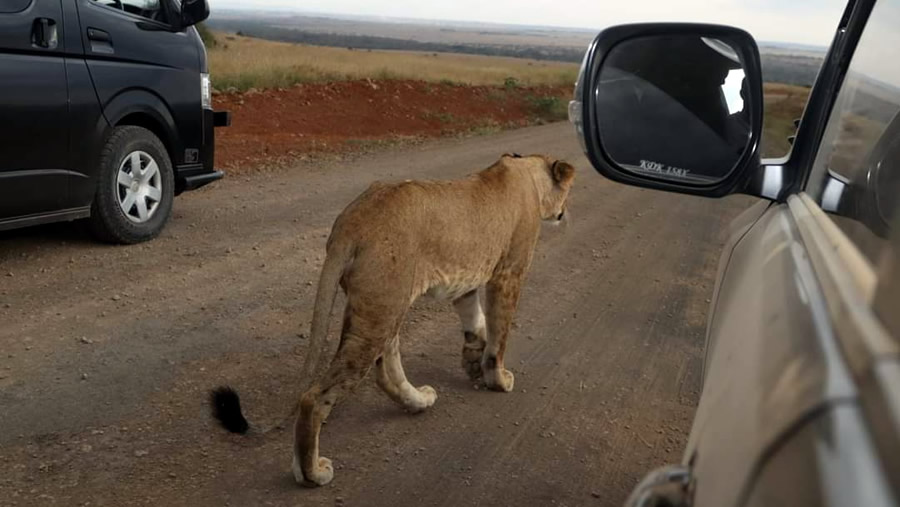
xmin=419 ymin=385 xmax=437 ymax=404
xmin=485 ymin=368 xmax=515 ymax=392
xmin=294 ymin=456 xmax=334 ymax=487
xmin=405 ymin=385 xmax=438 ymax=413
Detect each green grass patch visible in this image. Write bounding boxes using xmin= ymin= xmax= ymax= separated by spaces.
xmin=212 ymin=65 xmax=345 ymax=91
xmin=527 ymin=95 xmax=568 ymax=122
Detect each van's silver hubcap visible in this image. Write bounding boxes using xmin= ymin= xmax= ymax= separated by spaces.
xmin=116 ymin=151 xmax=161 ymax=224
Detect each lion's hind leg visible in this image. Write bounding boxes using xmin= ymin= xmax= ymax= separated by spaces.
xmin=293 ymin=328 xmax=381 ymax=487
xmin=481 ymin=272 xmax=523 ymax=392
xmin=375 ymin=333 xmax=437 ymax=413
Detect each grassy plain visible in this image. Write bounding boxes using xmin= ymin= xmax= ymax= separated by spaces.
xmin=762 ymin=82 xmax=811 ymax=157
xmin=207 ymin=32 xmax=811 ymax=158
xmin=208 ymin=33 xmax=579 ymax=91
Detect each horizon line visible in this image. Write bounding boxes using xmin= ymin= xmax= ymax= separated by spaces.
xmin=209 ymin=6 xmax=830 ymax=50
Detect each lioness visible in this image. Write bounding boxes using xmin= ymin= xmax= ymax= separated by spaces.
xmin=211 ymin=154 xmax=575 ymax=487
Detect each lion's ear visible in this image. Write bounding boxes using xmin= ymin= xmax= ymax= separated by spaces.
xmin=502 ymin=152 xmax=523 ymax=158
xmin=551 ymin=160 xmax=575 ymax=184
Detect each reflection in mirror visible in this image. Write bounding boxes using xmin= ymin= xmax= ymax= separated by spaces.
xmin=821 ymin=112 xmax=900 ymax=242
xmin=807 ymin=0 xmax=900 ymax=263
xmin=595 ymin=35 xmax=751 ymax=184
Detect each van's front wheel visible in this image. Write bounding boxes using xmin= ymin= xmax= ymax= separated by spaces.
xmin=88 ymin=126 xmax=174 ymax=244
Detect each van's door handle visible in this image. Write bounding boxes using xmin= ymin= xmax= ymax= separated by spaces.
xmin=87 ymin=28 xmax=111 ymax=42
xmin=86 ymin=27 xmax=114 ymax=54
xmin=31 ymin=18 xmax=58 ymax=49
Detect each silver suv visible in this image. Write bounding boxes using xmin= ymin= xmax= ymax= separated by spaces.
xmin=571 ymin=0 xmax=899 ymax=505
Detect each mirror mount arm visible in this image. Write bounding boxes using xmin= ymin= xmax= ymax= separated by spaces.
xmin=754 ymin=163 xmax=786 ymax=201
xmin=738 ymin=157 xmax=814 ymax=203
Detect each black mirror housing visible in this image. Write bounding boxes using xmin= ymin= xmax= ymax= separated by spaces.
xmin=179 ymin=0 xmax=209 ymax=28
xmin=571 ymin=23 xmax=764 ymax=198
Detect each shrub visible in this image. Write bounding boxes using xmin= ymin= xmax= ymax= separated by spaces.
xmin=529 ymin=95 xmax=567 ymax=122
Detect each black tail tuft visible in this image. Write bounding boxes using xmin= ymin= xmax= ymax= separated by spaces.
xmin=210 ymin=386 xmax=249 ymax=434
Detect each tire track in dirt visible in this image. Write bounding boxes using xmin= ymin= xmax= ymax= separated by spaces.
xmin=419 ymin=188 xmax=752 ymax=507
xmin=0 ymin=125 xmax=585 ymax=441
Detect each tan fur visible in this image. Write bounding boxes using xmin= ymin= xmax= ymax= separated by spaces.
xmin=293 ymin=154 xmax=576 ymax=486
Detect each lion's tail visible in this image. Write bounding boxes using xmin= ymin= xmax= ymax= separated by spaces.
xmin=210 ymin=386 xmax=249 ymax=434
xmin=301 ymin=237 xmax=354 ymax=389
xmin=209 ymin=238 xmax=353 ymax=435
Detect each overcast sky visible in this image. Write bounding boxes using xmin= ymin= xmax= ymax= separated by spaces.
xmin=210 ymin=0 xmax=848 ymax=46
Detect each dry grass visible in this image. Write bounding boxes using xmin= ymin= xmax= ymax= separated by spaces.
xmin=761 ymin=82 xmax=811 ymax=157
xmin=208 ymin=33 xmax=579 ymax=91
xmin=208 ymin=32 xmax=813 ymax=159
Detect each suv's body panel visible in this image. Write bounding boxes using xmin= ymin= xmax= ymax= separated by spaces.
xmin=687 ymin=199 xmax=861 ymax=506
xmin=743 ymin=402 xmax=895 ymax=506
xmin=573 ymin=1 xmax=899 ymax=505
xmin=683 ymin=0 xmax=900 ymax=501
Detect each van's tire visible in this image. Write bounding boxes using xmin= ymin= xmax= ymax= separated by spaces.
xmin=88 ymin=126 xmax=175 ymax=244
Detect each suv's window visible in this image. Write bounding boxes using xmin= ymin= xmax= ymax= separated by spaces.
xmin=758 ymin=3 xmax=846 ymax=159
xmin=807 ymin=0 xmax=900 ymax=335
xmin=807 ymin=1 xmax=900 ymax=260
xmin=92 ymin=0 xmax=167 ymax=23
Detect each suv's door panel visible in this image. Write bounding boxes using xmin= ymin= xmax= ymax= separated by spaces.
xmin=0 ymin=0 xmax=69 ymax=219
xmin=686 ymin=203 xmax=857 ymax=506
xmin=790 ymin=194 xmax=900 ymax=497
xmin=744 ymin=403 xmax=895 ymax=507
xmin=790 ymin=194 xmax=897 ymax=365
xmin=702 ymin=198 xmax=771 ymax=380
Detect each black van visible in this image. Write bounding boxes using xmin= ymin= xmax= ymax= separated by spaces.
xmin=0 ymin=0 xmax=229 ymax=244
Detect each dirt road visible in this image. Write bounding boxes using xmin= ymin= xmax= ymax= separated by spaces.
xmin=0 ymin=123 xmax=754 ymax=506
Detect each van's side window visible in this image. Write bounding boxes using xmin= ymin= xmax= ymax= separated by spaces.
xmin=92 ymin=0 xmax=167 ymax=23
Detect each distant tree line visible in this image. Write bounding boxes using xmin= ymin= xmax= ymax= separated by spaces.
xmin=208 ymin=19 xmax=823 ymax=86
xmin=208 ymin=19 xmax=587 ymax=62
xmin=760 ymin=54 xmax=821 ymax=87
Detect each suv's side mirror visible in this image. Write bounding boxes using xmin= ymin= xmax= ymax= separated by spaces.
xmin=179 ymin=0 xmax=209 ymax=28
xmin=570 ymin=24 xmax=764 ymax=197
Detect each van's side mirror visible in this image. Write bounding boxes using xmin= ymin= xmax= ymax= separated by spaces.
xmin=570 ymin=24 xmax=764 ymax=197
xmin=179 ymin=0 xmax=209 ymax=28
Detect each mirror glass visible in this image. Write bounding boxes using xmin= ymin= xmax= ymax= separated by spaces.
xmin=180 ymin=0 xmax=209 ymax=26
xmin=596 ymin=35 xmax=752 ymax=184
